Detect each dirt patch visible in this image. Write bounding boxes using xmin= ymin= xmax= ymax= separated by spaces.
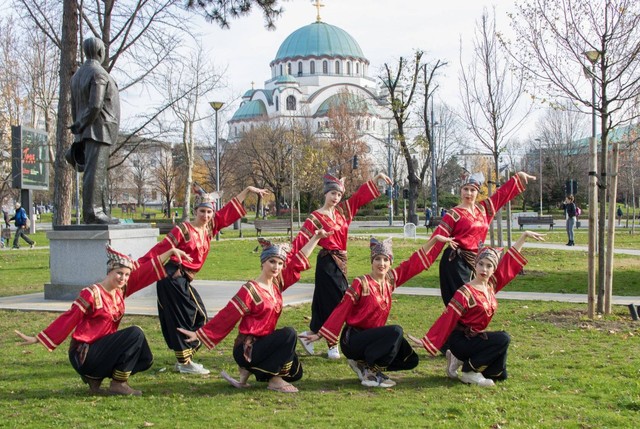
xmin=528 ymin=308 xmax=640 ymax=332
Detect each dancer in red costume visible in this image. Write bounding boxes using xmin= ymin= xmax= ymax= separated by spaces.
xmin=410 ymin=230 xmax=545 ymax=387
xmin=293 ymin=172 xmax=392 ymax=359
xmin=179 ymin=229 xmax=332 ymax=393
xmin=15 ymin=245 xmax=190 ymax=395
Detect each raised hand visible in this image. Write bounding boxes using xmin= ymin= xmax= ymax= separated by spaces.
xmin=374 ymin=173 xmax=393 ymax=186
xmin=516 ymin=171 xmax=536 ymax=185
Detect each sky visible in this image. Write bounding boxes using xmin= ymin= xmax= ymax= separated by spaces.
xmin=184 ymin=0 xmax=531 ymax=134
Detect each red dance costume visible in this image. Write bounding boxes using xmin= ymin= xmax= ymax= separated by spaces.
xmin=37 ymin=255 xmax=167 ymax=350
xmin=195 ymin=251 xmax=311 ymax=383
xmin=430 ymin=175 xmax=525 ymax=305
xmin=318 ymin=246 xmax=438 ymax=345
xmin=291 ymin=180 xmax=381 ymax=333
xmin=195 ymin=252 xmax=310 ymax=348
xmin=292 ymin=180 xmax=380 ymax=255
xmin=142 ymin=197 xmax=246 ymax=275
xmin=419 ymin=248 xmax=527 ymax=380
xmin=140 ymin=198 xmax=246 ymax=359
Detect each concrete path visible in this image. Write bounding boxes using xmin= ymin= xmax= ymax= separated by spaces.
xmin=1 ymin=280 xmax=638 ymax=317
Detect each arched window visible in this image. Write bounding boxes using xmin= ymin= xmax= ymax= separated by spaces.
xmin=347 ymin=62 xmax=352 ymax=75
xmin=335 ymin=61 xmax=340 ymax=74
xmin=322 ymin=60 xmax=328 ymax=74
xmin=279 ymin=64 xmax=283 ymax=76
xmin=287 ymin=63 xmax=292 ymax=75
xmin=275 ymin=96 xmax=279 ymax=111
xmin=234 ymin=126 xmax=238 ymax=137
xmin=356 ymin=62 xmax=360 ymax=75
xmin=286 ymin=95 xmax=296 ymax=111
xmin=297 ymin=61 xmax=303 ymax=76
xmin=310 ymin=61 xmax=316 ymax=75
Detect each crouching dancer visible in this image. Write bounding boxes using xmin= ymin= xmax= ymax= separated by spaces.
xmin=178 ymin=229 xmax=332 ymax=393
xmin=409 ymin=230 xmax=545 ymax=387
xmin=299 ymin=234 xmax=454 ymax=388
xmin=15 ymin=245 xmax=191 ymax=395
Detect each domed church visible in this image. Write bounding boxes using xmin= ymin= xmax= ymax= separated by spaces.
xmin=228 ymin=2 xmax=389 ymax=147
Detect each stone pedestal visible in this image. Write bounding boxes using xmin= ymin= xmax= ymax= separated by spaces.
xmin=45 ymin=224 xmax=159 ymax=300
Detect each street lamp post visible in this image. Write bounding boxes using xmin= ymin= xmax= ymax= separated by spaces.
xmin=583 ymin=50 xmax=600 ymax=318
xmin=535 ymin=138 xmax=543 ymax=216
xmin=387 ymin=122 xmax=393 ymax=226
xmin=430 ymin=106 xmax=438 ymax=216
xmin=209 ymin=101 xmax=224 ymax=240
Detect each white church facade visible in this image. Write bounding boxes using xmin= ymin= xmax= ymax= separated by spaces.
xmin=227 ymin=13 xmax=391 ymax=156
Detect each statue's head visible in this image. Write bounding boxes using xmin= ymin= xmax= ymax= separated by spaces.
xmin=83 ymin=38 xmax=105 ymax=63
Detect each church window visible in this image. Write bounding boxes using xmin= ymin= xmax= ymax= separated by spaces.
xmin=356 ymin=62 xmax=360 ymax=75
xmin=310 ymin=61 xmax=315 ymax=74
xmin=275 ymin=96 xmax=279 ymax=111
xmin=287 ymin=63 xmax=292 ymax=75
xmin=279 ymin=65 xmax=283 ymax=76
xmin=235 ymin=126 xmax=238 ymax=137
xmin=298 ymin=62 xmax=303 ymax=76
xmin=347 ymin=62 xmax=352 ymax=75
xmin=286 ymin=95 xmax=296 ymax=111
xmin=322 ymin=60 xmax=328 ymax=74
xmin=335 ymin=61 xmax=340 ymax=74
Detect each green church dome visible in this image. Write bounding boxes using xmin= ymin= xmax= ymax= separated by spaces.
xmin=230 ymin=100 xmax=267 ymax=122
xmin=273 ymin=21 xmax=367 ymax=63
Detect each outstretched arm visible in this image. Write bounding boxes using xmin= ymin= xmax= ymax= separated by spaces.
xmin=516 ymin=171 xmax=536 ymax=185
xmin=373 ymin=172 xmax=393 ymax=186
xmin=298 ymin=229 xmax=334 ymax=260
xmin=512 ymin=230 xmax=546 ymax=252
xmin=236 ymin=186 xmax=269 ymax=203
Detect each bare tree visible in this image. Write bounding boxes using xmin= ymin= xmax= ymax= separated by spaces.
xmin=459 ymin=7 xmax=531 ymax=246
xmin=380 ymin=51 xmax=425 ymax=225
xmin=161 ymin=43 xmax=223 ymax=220
xmin=506 ymin=0 xmax=640 ymax=315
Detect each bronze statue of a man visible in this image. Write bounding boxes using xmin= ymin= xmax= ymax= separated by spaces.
xmin=67 ymin=37 xmax=119 ymax=224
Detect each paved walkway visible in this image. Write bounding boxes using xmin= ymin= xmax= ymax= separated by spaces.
xmin=1 ymin=280 xmax=638 ymax=316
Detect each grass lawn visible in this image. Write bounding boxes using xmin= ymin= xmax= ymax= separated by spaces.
xmin=2 ymin=297 xmax=639 ymax=428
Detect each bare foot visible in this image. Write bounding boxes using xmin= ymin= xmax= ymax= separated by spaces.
xmin=220 ymin=371 xmax=251 ymax=388
xmin=108 ymin=380 xmax=142 ymax=396
xmin=81 ymin=375 xmax=103 ymax=394
xmin=267 ymin=376 xmax=298 ymax=393
xmin=238 ymin=367 xmax=251 ymax=385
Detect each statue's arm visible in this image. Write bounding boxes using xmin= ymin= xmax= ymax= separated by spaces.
xmin=76 ymin=73 xmax=108 ymax=133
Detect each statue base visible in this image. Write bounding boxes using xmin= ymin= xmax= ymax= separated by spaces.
xmin=45 ymin=224 xmax=159 ymax=300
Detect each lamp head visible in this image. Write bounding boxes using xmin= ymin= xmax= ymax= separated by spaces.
xmin=583 ymin=50 xmax=601 ymax=64
xmin=209 ymin=101 xmax=224 ymax=111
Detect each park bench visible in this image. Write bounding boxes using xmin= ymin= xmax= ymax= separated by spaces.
xmin=517 ymin=215 xmax=555 ymax=230
xmin=425 ymin=216 xmax=443 ymax=232
xmin=254 ymin=219 xmax=292 ymax=236
xmin=142 ymin=213 xmax=157 ymax=220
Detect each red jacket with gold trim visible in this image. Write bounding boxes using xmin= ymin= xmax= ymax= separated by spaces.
xmin=36 ymin=254 xmax=168 ymax=351
xmin=291 ymin=180 xmax=380 ymax=253
xmin=141 ymin=197 xmax=246 ymax=273
xmin=429 ymin=175 xmax=525 ymax=254
xmin=318 ymin=245 xmax=440 ymax=346
xmin=420 ymin=247 xmax=528 ymax=356
xmin=195 ymin=251 xmax=311 ymax=349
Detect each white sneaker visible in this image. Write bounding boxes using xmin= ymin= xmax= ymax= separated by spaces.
xmin=327 ymin=345 xmax=340 ymax=360
xmin=459 ymin=371 xmax=495 ymax=387
xmin=347 ymin=359 xmax=365 ymax=381
xmin=297 ymin=331 xmax=315 ymax=355
xmin=361 ymin=368 xmax=395 ymax=388
xmin=176 ymin=361 xmax=210 ymax=375
xmin=446 ymin=350 xmax=462 ymax=379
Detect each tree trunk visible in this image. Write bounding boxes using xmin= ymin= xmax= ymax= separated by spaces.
xmin=52 ymin=0 xmax=78 ymax=226
xmin=604 ymin=141 xmax=619 ymax=314
xmin=596 ymin=111 xmax=609 ymax=313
